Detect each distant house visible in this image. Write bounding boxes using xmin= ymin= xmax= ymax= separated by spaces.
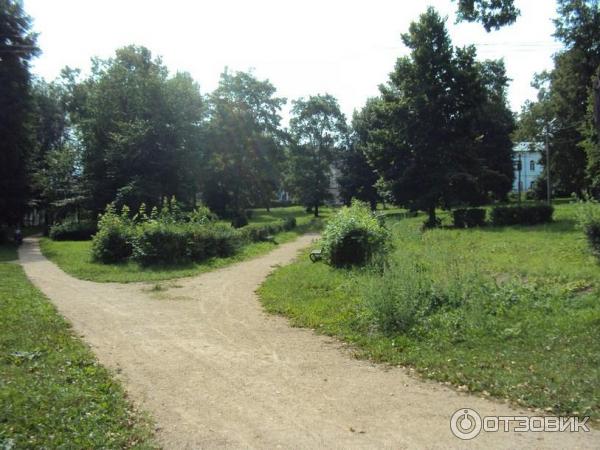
xmin=513 ymin=142 xmax=544 ymax=192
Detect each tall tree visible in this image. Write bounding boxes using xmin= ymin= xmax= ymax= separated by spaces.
xmin=524 ymin=0 xmax=600 ymax=197
xmin=29 ymin=78 xmax=83 ymax=223
xmin=68 ymin=46 xmax=206 ymax=213
xmin=203 ymin=70 xmax=286 ymax=217
xmin=0 ymin=0 xmax=39 ymax=225
xmin=362 ymin=8 xmax=514 ymax=226
xmin=286 ymin=94 xmax=348 ymax=217
xmin=455 ymin=0 xmax=520 ymax=31
xmin=338 ymin=101 xmax=383 ymax=209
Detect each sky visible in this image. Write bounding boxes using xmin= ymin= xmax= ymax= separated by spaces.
xmin=24 ymin=0 xmax=563 ymax=122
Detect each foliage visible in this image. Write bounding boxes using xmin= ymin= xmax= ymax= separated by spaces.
xmin=361 ymin=8 xmax=514 ymax=226
xmin=41 ymin=207 xmax=322 ymax=283
xmin=338 ymin=112 xmax=381 ymax=209
xmin=203 ymin=70 xmax=286 ymax=216
xmin=238 ymin=217 xmax=297 ymax=243
xmin=576 ymin=198 xmax=600 ymax=259
xmin=230 ymin=212 xmax=249 ymax=229
xmin=132 ymin=222 xmax=190 ymax=266
xmin=185 ymin=223 xmax=242 ymax=261
xmin=452 ymin=208 xmax=487 ymax=228
xmin=455 ymin=0 xmax=520 ymax=31
xmin=49 ymin=219 xmax=96 ymax=241
xmin=28 ymin=78 xmax=84 ymax=224
xmin=92 ymin=199 xmax=245 ymax=266
xmin=0 ymin=0 xmax=39 ymax=226
xmin=67 ymin=46 xmax=206 ymax=214
xmin=321 ymin=200 xmax=389 ymax=267
xmin=519 ymin=1 xmax=600 ymax=198
xmin=0 ymin=258 xmax=155 ymax=447
xmin=259 ymin=203 xmax=600 ymax=420
xmin=490 ymin=204 xmax=554 ymax=226
xmin=286 ymin=94 xmax=349 ymax=217
xmin=365 ymin=253 xmax=482 ymax=335
xmin=91 ymin=204 xmax=134 ymax=263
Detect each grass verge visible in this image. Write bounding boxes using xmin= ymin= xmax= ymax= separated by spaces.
xmin=258 ymin=203 xmax=600 ymax=421
xmin=0 ymin=254 xmax=156 ymax=448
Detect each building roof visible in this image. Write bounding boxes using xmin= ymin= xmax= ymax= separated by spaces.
xmin=514 ymin=141 xmax=544 ymax=153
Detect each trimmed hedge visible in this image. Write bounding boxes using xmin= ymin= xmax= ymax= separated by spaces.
xmin=453 ymin=208 xmax=486 ymax=228
xmin=490 ymin=204 xmax=554 ymax=226
xmin=49 ymin=220 xmax=97 ymax=241
xmin=90 ymin=201 xmax=299 ymax=266
xmin=583 ymin=223 xmax=600 ymax=259
xmin=132 ymin=223 xmax=242 ymax=266
xmin=238 ymin=217 xmax=297 ymax=243
xmin=132 ymin=223 xmax=190 ymax=266
xmin=187 ymin=223 xmax=242 ymax=261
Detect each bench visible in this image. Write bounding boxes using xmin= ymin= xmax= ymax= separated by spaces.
xmin=309 ymin=249 xmax=322 ymax=262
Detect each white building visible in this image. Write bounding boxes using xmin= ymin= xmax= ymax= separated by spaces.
xmin=513 ymin=142 xmax=544 ymax=192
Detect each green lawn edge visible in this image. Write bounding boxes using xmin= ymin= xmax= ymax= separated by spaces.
xmin=0 ymin=257 xmax=157 ymax=448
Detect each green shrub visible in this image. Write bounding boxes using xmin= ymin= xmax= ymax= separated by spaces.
xmin=282 ymin=216 xmax=296 ymax=231
xmin=239 ymin=223 xmax=274 ymax=243
xmin=238 ymin=218 xmax=297 ymax=244
xmin=49 ymin=220 xmax=97 ymax=241
xmin=231 ymin=212 xmax=249 ymax=228
xmin=453 ymin=208 xmax=486 ymax=228
xmin=321 ymin=200 xmax=390 ymax=267
xmin=91 ymin=206 xmax=133 ymax=263
xmin=132 ymin=223 xmax=189 ymax=266
xmin=203 ymin=223 xmax=242 ymax=257
xmin=490 ymin=204 xmax=554 ymax=226
xmin=577 ymin=199 xmax=600 ymax=260
xmin=187 ymin=223 xmax=241 ymax=261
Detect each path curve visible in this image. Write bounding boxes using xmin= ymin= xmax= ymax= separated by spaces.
xmin=19 ymin=236 xmax=598 ymax=449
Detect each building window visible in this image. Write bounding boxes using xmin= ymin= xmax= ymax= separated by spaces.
xmin=530 ymin=160 xmax=535 ymax=171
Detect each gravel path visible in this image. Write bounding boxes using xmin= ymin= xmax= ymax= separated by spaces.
xmin=19 ymin=236 xmax=598 ymax=449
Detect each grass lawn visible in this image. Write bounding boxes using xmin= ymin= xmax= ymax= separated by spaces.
xmin=40 ymin=206 xmax=332 ymax=283
xmin=0 ymin=252 xmax=155 ymax=448
xmin=258 ymin=202 xmax=600 ymax=421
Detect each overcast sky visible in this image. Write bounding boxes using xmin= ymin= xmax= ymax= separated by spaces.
xmin=24 ymin=0 xmax=562 ymax=121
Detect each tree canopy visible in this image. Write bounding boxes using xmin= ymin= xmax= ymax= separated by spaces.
xmin=455 ymin=0 xmax=520 ymax=31
xmin=360 ymin=8 xmax=514 ymax=225
xmin=0 ymin=0 xmax=39 ymax=225
xmin=203 ymin=70 xmax=286 ymax=217
xmin=67 ymin=46 xmax=206 ymax=213
xmin=286 ymin=95 xmax=349 ymax=217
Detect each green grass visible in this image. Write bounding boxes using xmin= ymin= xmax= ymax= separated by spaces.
xmin=40 ymin=206 xmax=331 ymax=283
xmin=0 ymin=252 xmax=156 ymax=448
xmin=258 ymin=203 xmax=600 ymax=422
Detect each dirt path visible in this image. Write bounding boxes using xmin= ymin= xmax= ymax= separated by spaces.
xmin=19 ymin=236 xmax=597 ymax=449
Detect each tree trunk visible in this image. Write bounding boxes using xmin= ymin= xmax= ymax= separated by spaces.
xmin=314 ymin=204 xmax=319 ymax=217
xmin=427 ymin=205 xmax=437 ymax=228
